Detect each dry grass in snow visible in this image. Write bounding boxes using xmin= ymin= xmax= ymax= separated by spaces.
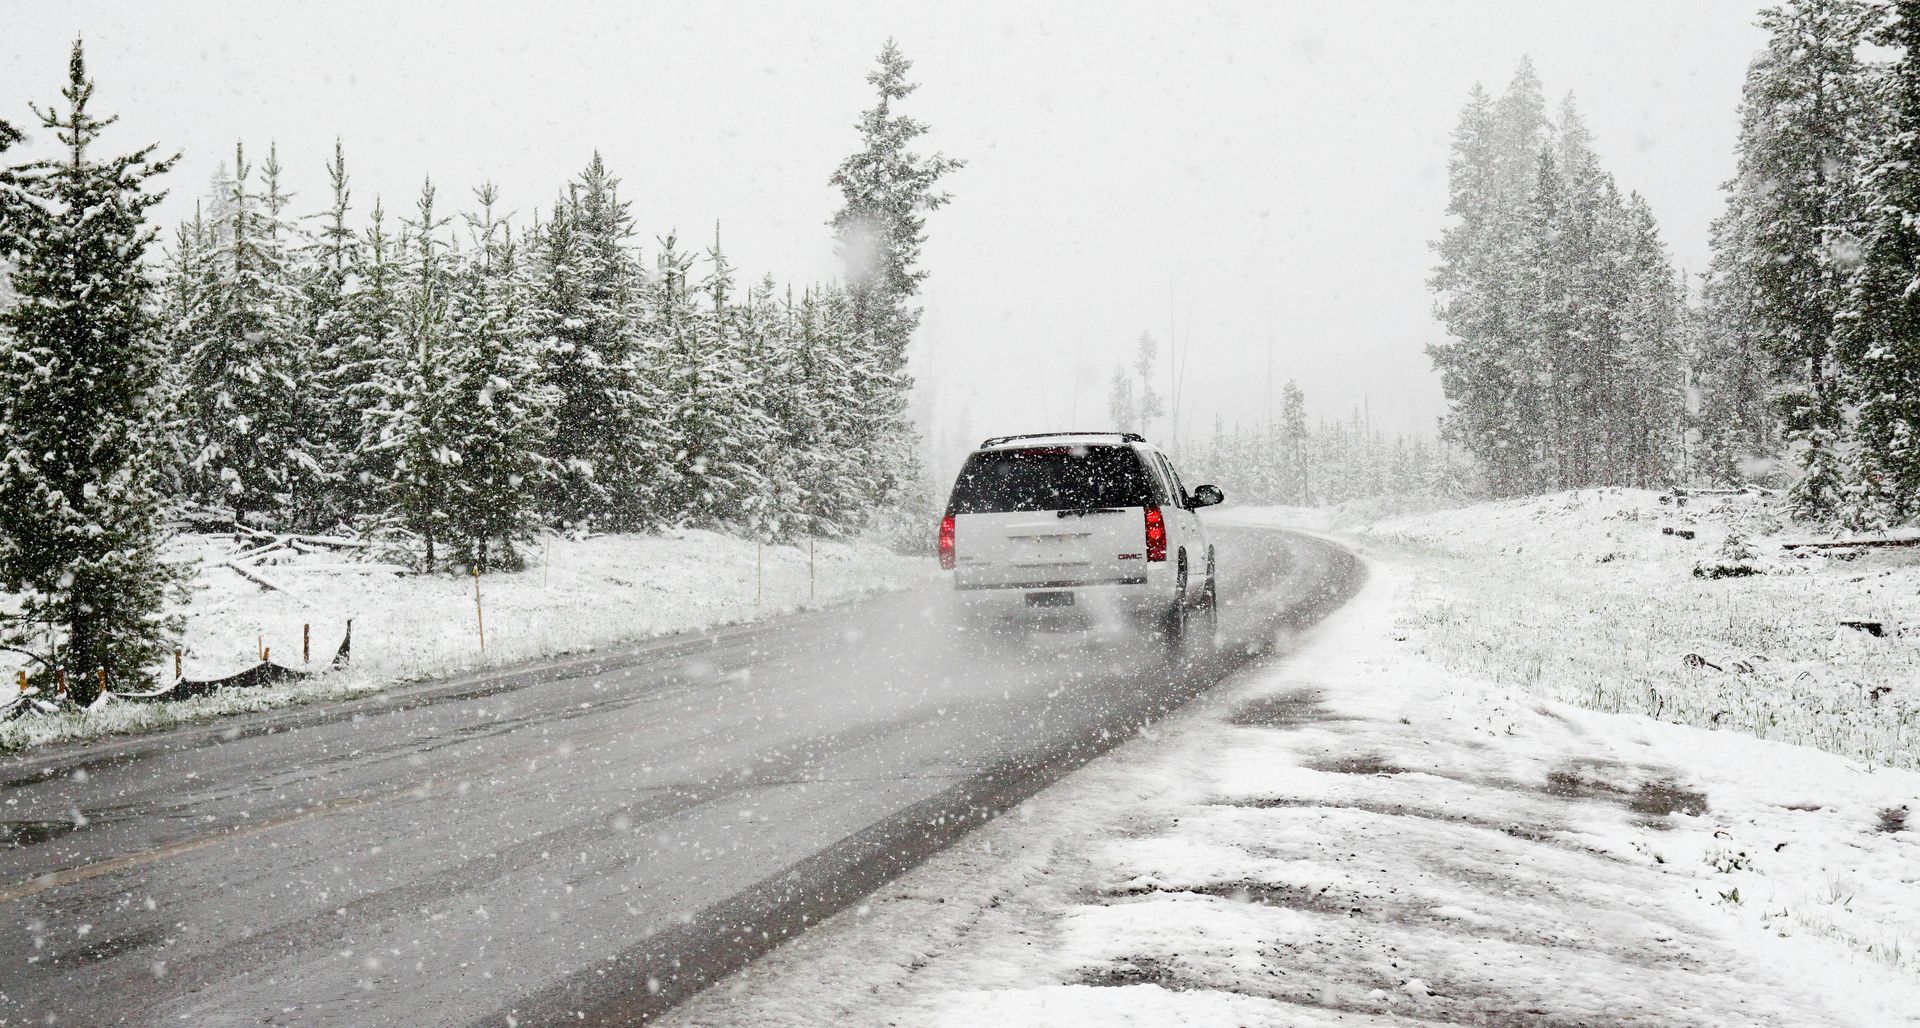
xmin=1247 ymin=489 xmax=1920 ymax=771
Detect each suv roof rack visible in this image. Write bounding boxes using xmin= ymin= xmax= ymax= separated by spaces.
xmin=978 ymin=431 xmax=1147 ymax=448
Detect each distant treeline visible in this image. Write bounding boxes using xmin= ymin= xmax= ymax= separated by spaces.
xmin=1185 ymin=381 xmax=1472 ymax=509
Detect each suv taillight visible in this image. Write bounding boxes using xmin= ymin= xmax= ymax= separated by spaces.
xmin=938 ymin=514 xmax=956 ymax=569
xmin=1144 ymin=505 xmax=1167 ymax=562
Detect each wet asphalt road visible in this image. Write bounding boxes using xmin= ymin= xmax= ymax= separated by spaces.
xmin=0 ymin=525 xmax=1358 ymax=1026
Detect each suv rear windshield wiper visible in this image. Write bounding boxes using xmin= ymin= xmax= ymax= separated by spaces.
xmin=1057 ymin=507 xmax=1125 ymax=518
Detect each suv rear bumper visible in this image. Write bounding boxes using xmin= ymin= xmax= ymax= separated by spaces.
xmin=949 ymin=572 xmax=1173 ymax=627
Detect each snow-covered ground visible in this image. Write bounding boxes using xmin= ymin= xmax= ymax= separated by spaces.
xmin=1 ymin=529 xmax=931 ymax=751
xmin=665 ymin=493 xmax=1920 ymax=1026
xmin=1320 ymin=488 xmax=1920 ymax=772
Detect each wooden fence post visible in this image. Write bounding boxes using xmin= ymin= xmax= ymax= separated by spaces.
xmin=55 ymin=668 xmax=66 ymax=699
xmin=15 ymin=670 xmax=25 ymax=695
xmin=174 ymin=648 xmax=183 ymax=680
xmin=97 ymin=667 xmax=107 ymax=698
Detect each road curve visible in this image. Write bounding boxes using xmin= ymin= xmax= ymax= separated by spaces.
xmin=0 ymin=525 xmax=1359 ymax=1026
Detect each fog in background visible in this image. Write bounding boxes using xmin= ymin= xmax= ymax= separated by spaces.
xmin=3 ymin=0 xmax=1768 ymax=481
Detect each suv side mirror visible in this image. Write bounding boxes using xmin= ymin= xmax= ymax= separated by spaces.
xmin=1190 ymin=484 xmax=1224 ymax=509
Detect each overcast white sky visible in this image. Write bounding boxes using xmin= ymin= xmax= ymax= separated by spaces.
xmin=4 ymin=0 xmax=1770 ymax=476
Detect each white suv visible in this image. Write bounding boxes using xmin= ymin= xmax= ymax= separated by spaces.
xmin=938 ymin=432 xmax=1224 ymax=646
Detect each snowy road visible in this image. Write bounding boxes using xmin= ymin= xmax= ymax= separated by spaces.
xmin=0 ymin=525 xmax=1358 ymax=1026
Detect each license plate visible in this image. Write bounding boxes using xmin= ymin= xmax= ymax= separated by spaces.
xmin=1026 ymin=591 xmax=1074 ymax=608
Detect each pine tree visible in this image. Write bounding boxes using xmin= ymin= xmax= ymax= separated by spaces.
xmin=304 ymin=140 xmax=364 ymax=526
xmin=1695 ymin=207 xmax=1777 ymax=483
xmin=1106 ymin=366 xmax=1136 ymax=431
xmin=0 ymin=41 xmax=180 ymax=700
xmin=339 ymin=198 xmax=405 ymax=518
xmin=181 ymin=142 xmax=317 ymax=526
xmin=1841 ymin=0 xmax=1920 ymax=519
xmin=1616 ymin=197 xmax=1686 ymax=487
xmin=530 ymin=157 xmax=656 ymax=530
xmin=156 ymin=205 xmax=213 ymax=498
xmin=1133 ymin=333 xmax=1165 ymax=434
xmin=1727 ymin=0 xmax=1883 ymax=518
xmin=1428 ymin=66 xmax=1549 ymax=497
xmin=785 ymin=285 xmax=871 ymax=536
xmin=1279 ymin=380 xmax=1310 ymax=504
xmin=375 ymin=180 xmax=455 ymax=567
xmin=439 ymin=185 xmax=551 ymax=569
xmin=829 ymin=40 xmax=962 ymax=508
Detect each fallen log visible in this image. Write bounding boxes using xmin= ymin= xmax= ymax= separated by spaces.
xmin=1781 ymin=536 xmax=1920 ymax=551
xmin=277 ymin=562 xmax=409 ymax=574
xmin=220 ymin=560 xmax=297 ymax=594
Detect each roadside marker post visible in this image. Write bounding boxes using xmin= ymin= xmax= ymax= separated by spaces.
xmin=174 ymin=648 xmax=182 ymax=680
xmin=303 ymin=623 xmax=311 ymax=664
xmin=15 ymin=670 xmax=25 ymax=695
xmin=473 ymin=567 xmax=486 ymax=653
xmin=809 ymin=540 xmax=816 ymax=602
xmin=756 ymin=542 xmax=763 ymax=607
xmin=55 ymin=669 xmax=66 ymax=700
xmin=97 ymin=668 xmax=107 ymax=698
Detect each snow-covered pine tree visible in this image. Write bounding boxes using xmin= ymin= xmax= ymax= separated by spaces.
xmin=337 ymin=198 xmax=406 ymax=519
xmin=155 ymin=205 xmax=213 ymax=499
xmin=1615 ymin=196 xmax=1686 ymax=488
xmin=1695 ymin=205 xmax=1777 ymax=484
xmin=1728 ymin=0 xmax=1883 ymax=519
xmin=0 ymin=41 xmax=181 ymax=700
xmin=650 ymin=231 xmax=769 ymax=525
xmin=258 ymin=143 xmax=328 ymax=526
xmin=438 ymin=184 xmax=552 ymax=570
xmin=1279 ymin=380 xmax=1311 ymax=504
xmin=684 ymin=229 xmax=773 ymax=526
xmin=1841 ymin=0 xmax=1920 ymax=520
xmin=829 ymin=40 xmax=962 ymax=508
xmin=182 ymin=142 xmax=318 ymax=527
xmin=1428 ymin=65 xmax=1550 ymax=497
xmin=1133 ymin=333 xmax=1165 ymax=435
xmin=739 ymin=275 xmax=805 ymax=541
xmin=792 ymin=284 xmax=872 ymax=535
xmin=374 ymin=180 xmax=455 ymax=567
xmin=1106 ymin=366 xmax=1136 ymax=431
xmin=530 ymin=157 xmax=656 ymax=530
xmin=303 ymin=140 xmax=364 ymax=526
xmin=1512 ymin=145 xmax=1567 ymax=492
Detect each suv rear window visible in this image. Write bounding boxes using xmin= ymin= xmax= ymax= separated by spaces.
xmin=946 ymin=446 xmax=1157 ymax=515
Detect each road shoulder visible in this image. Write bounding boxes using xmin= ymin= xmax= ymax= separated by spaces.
xmin=664 ymin=559 xmax=1920 ymax=1027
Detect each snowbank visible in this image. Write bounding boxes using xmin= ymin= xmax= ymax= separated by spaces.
xmin=663 ymin=497 xmax=1920 ymax=1026
xmin=1 ymin=529 xmax=932 ymax=751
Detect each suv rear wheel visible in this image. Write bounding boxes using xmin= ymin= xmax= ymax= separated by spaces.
xmin=1161 ymin=552 xmax=1191 ymax=655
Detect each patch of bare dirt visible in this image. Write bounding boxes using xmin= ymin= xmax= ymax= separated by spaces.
xmin=1306 ymin=753 xmax=1408 ymax=775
